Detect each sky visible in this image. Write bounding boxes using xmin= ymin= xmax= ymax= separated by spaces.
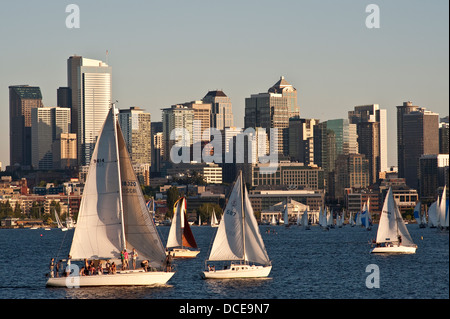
xmin=0 ymin=0 xmax=448 ymax=169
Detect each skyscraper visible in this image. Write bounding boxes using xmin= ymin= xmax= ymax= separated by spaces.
xmin=67 ymin=56 xmax=112 ymax=166
xmin=202 ymin=90 xmax=233 ymax=130
xmin=162 ymin=105 xmax=194 ymax=161
xmin=402 ymin=108 xmax=439 ymax=189
xmin=9 ymin=85 xmax=43 ymax=168
xmin=396 ymin=101 xmax=419 ymax=178
xmin=31 ymin=107 xmax=71 ymax=170
xmin=348 ymin=104 xmax=387 ymax=183
xmin=118 ymin=107 xmax=152 ymax=166
xmin=268 ymin=76 xmax=300 ymax=118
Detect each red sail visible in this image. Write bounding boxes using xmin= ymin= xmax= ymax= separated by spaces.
xmin=182 ymin=198 xmax=198 ymax=249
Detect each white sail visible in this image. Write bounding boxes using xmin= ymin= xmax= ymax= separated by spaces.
xmin=327 ymin=209 xmax=333 ymax=226
xmin=211 ymin=209 xmax=219 ymax=227
xmin=284 ymin=201 xmax=289 ymax=226
xmin=301 ymin=209 xmax=308 ymax=228
xmin=428 ymin=201 xmax=438 ymax=227
xmin=376 ymin=188 xmax=415 ymax=246
xmin=207 ymin=173 xmax=270 ymax=266
xmin=69 ymin=110 xmax=124 ymax=261
xmin=117 ymin=125 xmax=167 ymax=267
xmin=438 ymin=186 xmax=447 ymax=227
xmin=167 ymin=197 xmax=185 ymax=248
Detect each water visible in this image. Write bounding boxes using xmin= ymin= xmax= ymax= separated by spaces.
xmin=0 ymin=225 xmax=448 ymax=299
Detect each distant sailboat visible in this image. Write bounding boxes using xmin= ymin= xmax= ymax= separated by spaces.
xmin=283 ymin=201 xmax=290 ymax=227
xmin=47 ymin=107 xmax=174 ymax=287
xmin=166 ymin=197 xmax=200 ymax=258
xmin=413 ymin=202 xmax=426 ymax=228
xmin=361 ymin=201 xmax=372 ymax=231
xmin=54 ymin=209 xmax=68 ymax=231
xmin=202 ymin=171 xmax=272 ymax=279
xmin=210 ymin=209 xmax=219 ymax=228
xmin=302 ymin=209 xmax=310 ymax=230
xmin=371 ymin=188 xmax=417 ymax=254
xmin=428 ymin=200 xmax=438 ymax=228
xmin=437 ymin=185 xmax=449 ymax=231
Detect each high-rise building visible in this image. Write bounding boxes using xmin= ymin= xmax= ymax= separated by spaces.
xmin=348 ymin=104 xmax=387 ymax=181
xmin=396 ymin=101 xmax=419 ymax=178
xmin=245 ymin=90 xmax=289 ymax=156
xmin=419 ymin=154 xmax=449 ymax=199
xmin=334 ymin=153 xmax=370 ymax=200
xmin=202 ymin=90 xmax=233 ymax=130
xmin=289 ymin=118 xmax=319 ymax=165
xmin=439 ymin=116 xmax=449 ymax=154
xmin=57 ymin=87 xmax=72 ymax=108
xmin=31 ymin=107 xmax=71 ymax=170
xmin=9 ymin=85 xmax=43 ymax=168
xmin=151 ymin=121 xmax=163 ymax=174
xmin=118 ymin=107 xmax=152 ymax=166
xmin=268 ymin=76 xmax=300 ymax=118
xmin=162 ymin=105 xmax=194 ymax=161
xmin=67 ymin=56 xmax=112 ymax=166
xmin=402 ymin=108 xmax=439 ymax=189
xmin=182 ymin=101 xmax=211 ymax=144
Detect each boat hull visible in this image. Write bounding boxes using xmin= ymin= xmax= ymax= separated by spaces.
xmin=167 ymin=248 xmax=200 ymax=258
xmin=370 ymin=245 xmax=417 ymax=254
xmin=202 ymin=265 xmax=272 ymax=279
xmin=46 ymin=270 xmax=175 ymax=287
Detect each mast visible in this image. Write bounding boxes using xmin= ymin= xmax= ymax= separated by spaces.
xmin=240 ymin=171 xmax=246 ymax=263
xmin=113 ymin=103 xmax=127 ymax=251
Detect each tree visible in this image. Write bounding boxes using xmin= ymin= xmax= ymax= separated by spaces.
xmin=166 ymin=186 xmax=180 ymax=218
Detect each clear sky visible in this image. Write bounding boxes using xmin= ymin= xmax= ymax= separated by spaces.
xmin=0 ymin=0 xmax=448 ymax=169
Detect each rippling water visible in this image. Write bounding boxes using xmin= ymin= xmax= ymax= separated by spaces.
xmin=0 ymin=225 xmax=448 ymax=299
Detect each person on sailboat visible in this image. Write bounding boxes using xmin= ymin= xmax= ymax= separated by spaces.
xmin=165 ymin=253 xmax=173 ymax=272
xmin=131 ymin=248 xmax=138 ymax=270
xmin=397 ymin=235 xmax=402 ymax=246
xmin=124 ymin=250 xmax=129 ymax=270
xmin=49 ymin=258 xmax=55 ymax=278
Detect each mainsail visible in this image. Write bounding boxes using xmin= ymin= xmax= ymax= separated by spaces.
xmin=207 ymin=173 xmax=270 ymax=266
xmin=167 ymin=197 xmax=197 ymax=249
xmin=376 ymin=188 xmax=415 ymax=246
xmin=69 ymin=108 xmax=167 ymax=268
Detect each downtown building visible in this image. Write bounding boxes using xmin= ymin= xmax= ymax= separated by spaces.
xmin=9 ymin=85 xmax=44 ymax=168
xmin=67 ymin=56 xmax=112 ymax=166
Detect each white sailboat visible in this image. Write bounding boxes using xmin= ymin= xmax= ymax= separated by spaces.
xmin=54 ymin=208 xmax=68 ymax=231
xmin=437 ymin=185 xmax=448 ymax=230
xmin=302 ymin=209 xmax=310 ymax=230
xmin=47 ymin=107 xmax=174 ymax=287
xmin=210 ymin=209 xmax=219 ymax=228
xmin=413 ymin=202 xmax=426 ymax=228
xmin=428 ymin=200 xmax=438 ymax=228
xmin=202 ymin=171 xmax=272 ymax=279
xmin=371 ymin=188 xmax=417 ymax=254
xmin=283 ymin=200 xmax=290 ymax=227
xmin=166 ymin=197 xmax=200 ymax=258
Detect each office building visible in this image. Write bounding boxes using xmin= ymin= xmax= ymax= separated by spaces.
xmin=439 ymin=116 xmax=449 ymax=154
xmin=349 ymin=104 xmax=388 ymax=181
xmin=419 ymin=154 xmax=449 ymax=199
xmin=118 ymin=107 xmax=152 ymax=166
xmin=268 ymin=76 xmax=300 ymax=118
xmin=396 ymin=101 xmax=419 ymax=178
xmin=52 ymin=133 xmax=77 ymax=169
xmin=402 ymin=108 xmax=439 ymax=189
xmin=245 ymin=85 xmax=290 ymax=156
xmin=67 ymin=56 xmax=112 ymax=166
xmin=31 ymin=107 xmax=71 ymax=170
xmin=289 ymin=118 xmax=319 ymax=165
xmin=334 ymin=153 xmax=370 ymax=200
xmin=202 ymin=90 xmax=234 ymax=130
xmin=162 ymin=105 xmax=194 ymax=161
xmin=9 ymin=85 xmax=44 ymax=168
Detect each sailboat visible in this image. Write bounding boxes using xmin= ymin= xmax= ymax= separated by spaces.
xmin=54 ymin=208 xmax=68 ymax=231
xmin=361 ymin=201 xmax=372 ymax=230
xmin=413 ymin=202 xmax=426 ymax=228
xmin=46 ymin=107 xmax=175 ymax=287
xmin=202 ymin=171 xmax=272 ymax=279
xmin=210 ymin=209 xmax=219 ymax=228
xmin=302 ymin=209 xmax=310 ymax=230
xmin=437 ymin=185 xmax=448 ymax=231
xmin=370 ymin=188 xmax=417 ymax=254
xmin=283 ymin=200 xmax=290 ymax=227
xmin=166 ymin=197 xmax=200 ymax=258
xmin=428 ymin=200 xmax=438 ymax=228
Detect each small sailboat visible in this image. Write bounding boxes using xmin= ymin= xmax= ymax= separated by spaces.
xmin=302 ymin=209 xmax=310 ymax=230
xmin=166 ymin=197 xmax=200 ymax=258
xmin=46 ymin=107 xmax=174 ymax=287
xmin=428 ymin=199 xmax=438 ymax=228
xmin=283 ymin=200 xmax=290 ymax=227
xmin=54 ymin=208 xmax=68 ymax=231
xmin=370 ymin=188 xmax=417 ymax=254
xmin=202 ymin=171 xmax=272 ymax=279
xmin=437 ymin=185 xmax=448 ymax=231
xmin=413 ymin=202 xmax=426 ymax=228
xmin=361 ymin=201 xmax=372 ymax=231
xmin=210 ymin=209 xmax=219 ymax=228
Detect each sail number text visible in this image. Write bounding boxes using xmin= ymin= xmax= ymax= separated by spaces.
xmin=122 ymin=180 xmax=137 ymax=194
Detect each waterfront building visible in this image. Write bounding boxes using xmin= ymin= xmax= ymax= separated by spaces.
xmin=67 ymin=56 xmax=112 ymax=166
xmin=31 ymin=107 xmax=71 ymax=170
xmin=402 ymin=108 xmax=439 ymax=189
xmin=9 ymin=85 xmax=44 ymax=168
xmin=118 ymin=107 xmax=152 ymax=166
xmin=248 ymin=189 xmax=325 ymax=213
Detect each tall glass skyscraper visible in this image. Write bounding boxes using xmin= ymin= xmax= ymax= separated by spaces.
xmin=68 ymin=56 xmax=112 ymax=166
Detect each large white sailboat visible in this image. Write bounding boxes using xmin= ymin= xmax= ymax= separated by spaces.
xmin=46 ymin=107 xmax=175 ymax=287
xmin=166 ymin=197 xmax=200 ymax=258
xmin=371 ymin=188 xmax=417 ymax=254
xmin=202 ymin=172 xmax=272 ymax=279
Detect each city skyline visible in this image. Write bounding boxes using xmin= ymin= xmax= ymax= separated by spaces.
xmin=1 ymin=1 xmax=448 ymax=168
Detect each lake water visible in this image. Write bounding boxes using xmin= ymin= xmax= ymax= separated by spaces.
xmin=0 ymin=225 xmax=448 ymax=300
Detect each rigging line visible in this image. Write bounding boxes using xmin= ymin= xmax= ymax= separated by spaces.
xmin=54 ymin=228 xmax=70 ymax=261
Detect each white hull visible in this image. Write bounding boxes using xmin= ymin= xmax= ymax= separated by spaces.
xmin=167 ymin=248 xmax=200 ymax=258
xmin=370 ymin=245 xmax=417 ymax=254
xmin=202 ymin=265 xmax=272 ymax=279
xmin=46 ymin=270 xmax=175 ymax=287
